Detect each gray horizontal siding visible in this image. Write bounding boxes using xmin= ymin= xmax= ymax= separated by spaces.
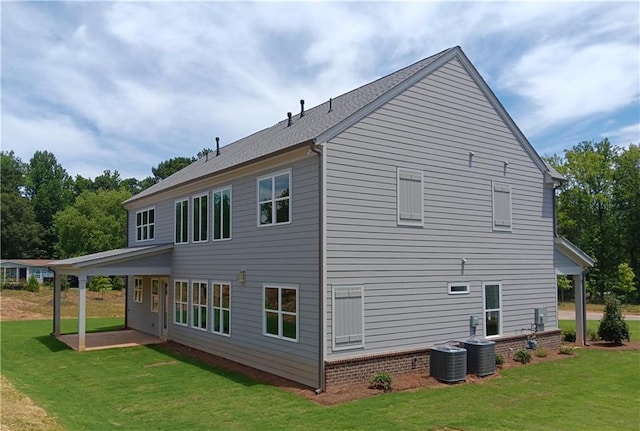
xmin=126 ymin=276 xmax=162 ymax=337
xmin=325 ymin=57 xmax=557 ymax=359
xmin=129 ymin=154 xmax=321 ymax=388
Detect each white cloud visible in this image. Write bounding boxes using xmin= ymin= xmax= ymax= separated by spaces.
xmin=501 ymin=41 xmax=640 ymax=135
xmin=603 ymin=123 xmax=640 ymax=147
xmin=1 ymin=1 xmax=639 ymax=180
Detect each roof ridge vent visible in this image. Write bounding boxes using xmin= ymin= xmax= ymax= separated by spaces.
xmin=300 ymin=99 xmax=305 ymax=117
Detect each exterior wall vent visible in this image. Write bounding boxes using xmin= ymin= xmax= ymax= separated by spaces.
xmin=459 ymin=338 xmax=495 ymax=376
xmin=429 ymin=345 xmax=467 ymax=383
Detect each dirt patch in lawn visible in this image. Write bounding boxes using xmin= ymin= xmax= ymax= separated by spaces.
xmin=0 ymin=375 xmax=64 ymax=431
xmin=159 ymin=340 xmax=639 ymax=406
xmin=0 ymin=288 xmax=125 ymax=321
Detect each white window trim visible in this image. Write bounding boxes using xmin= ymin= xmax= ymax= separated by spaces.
xmin=448 ymin=282 xmax=470 ymax=295
xmin=256 ymin=168 xmax=292 ymax=228
xmin=174 ymin=198 xmax=189 ymax=244
xmin=492 ymin=181 xmax=512 ymax=232
xmin=192 ymin=192 xmax=209 ymax=243
xmin=211 ymin=281 xmax=231 ymax=337
xmin=135 ymin=207 xmax=155 ymax=242
xmin=190 ymin=280 xmax=208 ymax=331
xmin=262 ymin=283 xmax=299 ymax=342
xmin=212 ymin=186 xmax=232 ymax=241
xmin=133 ymin=277 xmax=143 ymax=303
xmin=332 ymin=285 xmax=365 ymax=352
xmin=397 ymin=167 xmax=424 ymax=227
xmin=150 ymin=278 xmax=160 ymax=313
xmin=482 ymin=281 xmax=502 ymax=338
xmin=174 ymin=279 xmax=189 ymax=327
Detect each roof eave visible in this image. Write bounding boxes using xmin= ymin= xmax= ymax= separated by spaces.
xmin=555 ymin=237 xmax=596 ymax=268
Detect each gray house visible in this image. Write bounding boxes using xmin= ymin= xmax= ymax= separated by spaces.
xmin=50 ymin=46 xmax=593 ymax=390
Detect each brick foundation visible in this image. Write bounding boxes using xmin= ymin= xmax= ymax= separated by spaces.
xmin=324 ymin=330 xmax=562 ymax=388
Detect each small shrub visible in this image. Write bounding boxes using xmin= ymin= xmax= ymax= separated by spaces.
xmin=588 ymin=328 xmax=599 ymax=342
xmin=535 ymin=347 xmax=548 ymax=358
xmin=514 ymin=349 xmax=531 ymax=364
xmin=559 ymin=345 xmax=574 ymax=355
xmin=563 ymin=328 xmax=576 ymax=342
xmin=495 ymin=353 xmax=505 ymax=366
xmin=111 ymin=276 xmax=124 ymax=291
xmin=370 ymin=372 xmax=393 ymax=392
xmin=26 ymin=275 xmax=40 ymax=292
xmin=598 ymin=296 xmax=630 ymax=343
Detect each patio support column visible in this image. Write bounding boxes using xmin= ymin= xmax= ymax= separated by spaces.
xmin=78 ymin=275 xmax=87 ymax=351
xmin=53 ymin=273 xmax=62 ymax=336
xmin=574 ymin=273 xmax=586 ymax=346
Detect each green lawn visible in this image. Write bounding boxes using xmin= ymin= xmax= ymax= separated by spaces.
xmin=559 ymin=318 xmax=640 ymax=338
xmin=2 ymin=319 xmax=639 ymax=430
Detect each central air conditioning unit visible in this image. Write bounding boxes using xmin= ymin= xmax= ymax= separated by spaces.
xmin=459 ymin=337 xmax=496 ymax=377
xmin=429 ymin=345 xmax=467 ymax=383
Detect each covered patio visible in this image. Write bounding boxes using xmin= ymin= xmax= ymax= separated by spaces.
xmin=48 ymin=244 xmax=173 ymax=351
xmin=555 ymin=236 xmax=596 ymax=346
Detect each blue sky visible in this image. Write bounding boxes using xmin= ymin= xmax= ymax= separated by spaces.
xmin=2 ymin=1 xmax=639 ymax=181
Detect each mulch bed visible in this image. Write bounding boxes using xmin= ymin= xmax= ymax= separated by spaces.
xmin=157 ymin=340 xmax=640 ymax=406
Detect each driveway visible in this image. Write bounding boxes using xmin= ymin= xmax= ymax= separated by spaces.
xmin=558 ymin=310 xmax=640 ymax=320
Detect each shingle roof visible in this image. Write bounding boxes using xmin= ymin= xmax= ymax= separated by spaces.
xmin=125 ymin=46 xmax=457 ymax=204
xmin=0 ymin=259 xmax=56 ymax=267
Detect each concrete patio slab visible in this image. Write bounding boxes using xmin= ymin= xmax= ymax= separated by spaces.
xmin=57 ymin=330 xmax=162 ymax=351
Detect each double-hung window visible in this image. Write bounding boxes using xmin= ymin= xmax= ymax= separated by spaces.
xmin=212 ymin=282 xmax=231 ymax=335
xmin=192 ymin=281 xmax=207 ymax=331
xmin=136 ymin=208 xmax=155 ymax=241
xmin=264 ymin=284 xmax=297 ymax=341
xmin=213 ymin=187 xmax=232 ymax=240
xmin=151 ymin=279 xmax=159 ymax=312
xmin=175 ymin=199 xmax=188 ymax=244
xmin=192 ymin=193 xmax=208 ymax=242
xmin=134 ymin=277 xmax=143 ymax=303
xmin=174 ymin=280 xmax=188 ymax=326
xmin=492 ymin=181 xmax=512 ymax=231
xmin=258 ymin=170 xmax=291 ymax=226
xmin=397 ymin=168 xmax=424 ymax=226
xmin=483 ymin=282 xmax=502 ymax=337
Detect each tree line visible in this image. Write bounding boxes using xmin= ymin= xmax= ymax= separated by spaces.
xmin=547 ymin=139 xmax=639 ymax=302
xmin=1 ymin=149 xmax=210 ymax=259
xmin=2 ymin=140 xmax=637 ymax=302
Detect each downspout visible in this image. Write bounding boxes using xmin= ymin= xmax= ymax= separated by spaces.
xmin=309 ymin=141 xmax=324 ymax=393
xmin=124 ymin=208 xmax=130 ymax=329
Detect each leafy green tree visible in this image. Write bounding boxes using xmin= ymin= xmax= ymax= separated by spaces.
xmin=613 ymin=144 xmax=640 ymax=291
xmin=72 ymin=174 xmax=94 ymax=197
xmin=53 ymin=189 xmax=131 ymax=257
xmin=93 ymin=170 xmax=122 ymax=191
xmin=26 ymin=274 xmax=40 ymax=292
xmin=1 ymin=151 xmax=26 ymax=194
xmin=0 ymin=192 xmax=44 ymax=258
xmin=598 ymin=295 xmax=630 ymax=343
xmin=151 ymin=156 xmax=195 ymax=181
xmin=88 ymin=276 xmax=112 ymax=299
xmin=25 ymin=151 xmax=74 ymax=257
xmin=613 ymin=262 xmax=636 ymax=302
xmin=548 ymin=139 xmax=624 ymax=300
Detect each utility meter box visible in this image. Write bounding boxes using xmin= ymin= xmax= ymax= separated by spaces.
xmin=534 ymin=307 xmax=546 ymax=332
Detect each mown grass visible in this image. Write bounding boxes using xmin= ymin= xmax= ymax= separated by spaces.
xmin=559 ymin=319 xmax=640 ymax=339
xmin=558 ymin=301 xmax=640 ymax=314
xmin=1 ymin=319 xmax=639 ymax=430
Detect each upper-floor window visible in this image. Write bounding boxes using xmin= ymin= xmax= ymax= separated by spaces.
xmin=213 ymin=187 xmax=232 ymax=240
xmin=192 ymin=193 xmax=208 ymax=242
xmin=175 ymin=199 xmax=188 ymax=244
xmin=136 ymin=208 xmax=155 ymax=241
xmin=257 ymin=170 xmax=291 ymax=226
xmin=397 ymin=168 xmax=424 ymax=226
xmin=492 ymin=181 xmax=512 ymax=231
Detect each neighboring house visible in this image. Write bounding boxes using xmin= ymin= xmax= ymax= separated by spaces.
xmin=50 ymin=46 xmax=594 ymax=390
xmin=1 ymin=259 xmax=55 ymax=284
